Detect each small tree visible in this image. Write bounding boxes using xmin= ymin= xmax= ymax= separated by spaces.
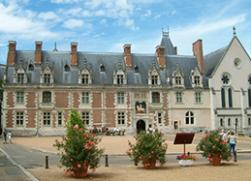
xmin=55 ymin=111 xmax=103 ymax=177
xmin=127 ymin=132 xmax=167 ymax=168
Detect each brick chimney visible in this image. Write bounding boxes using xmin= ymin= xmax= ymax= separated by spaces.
xmin=123 ymin=44 xmax=132 ymax=67
xmin=193 ymin=39 xmax=204 ymax=74
xmin=35 ymin=41 xmax=42 ymax=64
xmin=71 ymin=42 xmax=78 ymax=66
xmin=156 ymin=45 xmax=166 ymax=69
xmin=7 ymin=41 xmax=16 ymax=65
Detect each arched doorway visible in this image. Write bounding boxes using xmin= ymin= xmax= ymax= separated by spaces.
xmin=136 ymin=120 xmax=146 ymax=134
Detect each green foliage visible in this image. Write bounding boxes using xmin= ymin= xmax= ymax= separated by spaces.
xmin=127 ymin=132 xmax=167 ymax=165
xmin=54 ymin=111 xmax=103 ymax=171
xmin=196 ymin=131 xmax=231 ymax=161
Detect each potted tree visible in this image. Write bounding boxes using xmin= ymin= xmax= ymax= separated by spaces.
xmin=127 ymin=131 xmax=167 ymax=169
xmin=54 ymin=111 xmax=103 ymax=177
xmin=196 ymin=131 xmax=231 ymax=166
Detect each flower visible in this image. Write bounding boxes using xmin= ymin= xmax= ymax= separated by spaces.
xmin=54 ymin=111 xmax=104 ymax=177
xmin=127 ymin=131 xmax=167 ymax=167
xmin=176 ymin=154 xmax=196 ymax=161
xmin=196 ymin=131 xmax=231 ymax=161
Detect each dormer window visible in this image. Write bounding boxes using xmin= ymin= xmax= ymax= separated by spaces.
xmin=64 ymin=65 xmax=70 ymax=72
xmin=82 ymin=74 xmax=89 ymax=84
xmin=194 ymin=76 xmax=200 ymax=86
xmin=117 ymin=74 xmax=124 ymax=85
xmin=175 ymin=76 xmax=182 ymax=85
xmin=44 ymin=73 xmax=51 ymax=84
xmin=100 ymin=64 xmax=105 ymax=72
xmin=28 ymin=64 xmax=34 ymax=71
xmin=151 ymin=75 xmax=158 ymax=85
xmin=17 ymin=73 xmax=24 ymax=84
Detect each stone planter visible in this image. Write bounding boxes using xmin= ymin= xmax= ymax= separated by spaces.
xmin=72 ymin=162 xmax=89 ymax=178
xmin=143 ymin=160 xmax=156 ymax=169
xmin=211 ymin=154 xmax=221 ymax=166
xmin=178 ymin=159 xmax=194 ymax=166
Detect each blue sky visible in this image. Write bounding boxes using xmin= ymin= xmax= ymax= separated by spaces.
xmin=0 ymin=0 xmax=251 ymax=64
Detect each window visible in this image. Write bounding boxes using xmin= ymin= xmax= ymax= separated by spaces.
xmin=248 ymin=89 xmax=251 ymax=107
xmin=221 ymin=88 xmax=226 ymax=108
xmin=81 ymin=74 xmax=89 ymax=84
xmin=117 ymin=74 xmax=124 ymax=85
xmin=228 ymin=88 xmax=233 ymax=108
xmin=194 ymin=76 xmax=200 ymax=86
xmin=44 ymin=73 xmax=51 ymax=84
xmin=248 ymin=117 xmax=251 ymax=126
xmin=42 ymin=91 xmax=51 ymax=103
xmin=82 ymin=112 xmax=90 ymax=125
xmin=158 ymin=112 xmax=162 ymax=124
xmin=151 ymin=75 xmax=158 ymax=85
xmin=117 ymin=92 xmax=125 ymax=104
xmin=16 ymin=112 xmax=24 ymax=126
xmin=64 ymin=65 xmax=70 ymax=72
xmin=117 ymin=112 xmax=125 ymax=125
xmin=221 ymin=73 xmax=230 ymax=85
xmin=152 ymin=92 xmax=160 ymax=103
xmin=220 ymin=118 xmax=224 ymax=127
xmin=176 ymin=92 xmax=182 ymax=103
xmin=16 ymin=91 xmax=24 ymax=104
xmin=185 ymin=111 xmax=194 ymax=125
xmin=17 ymin=73 xmax=24 ymax=84
xmin=58 ymin=112 xmax=63 ymax=127
xmin=100 ymin=64 xmax=105 ymax=72
xmin=28 ymin=64 xmax=34 ymax=71
xmin=195 ymin=92 xmax=201 ymax=103
xmin=228 ymin=118 xmax=231 ymax=126
xmin=43 ymin=112 xmax=51 ymax=126
xmin=175 ymin=76 xmax=182 ymax=85
xmin=81 ymin=92 xmax=89 ymax=104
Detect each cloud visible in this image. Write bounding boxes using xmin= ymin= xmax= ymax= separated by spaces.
xmin=51 ymin=0 xmax=82 ymax=4
xmin=0 ymin=2 xmax=58 ymax=39
xmin=38 ymin=11 xmax=60 ymax=21
xmin=63 ymin=19 xmax=84 ymax=29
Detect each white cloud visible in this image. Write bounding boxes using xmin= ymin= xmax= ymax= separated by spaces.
xmin=63 ymin=19 xmax=84 ymax=29
xmin=38 ymin=11 xmax=60 ymax=21
xmin=51 ymin=0 xmax=81 ymax=4
xmin=0 ymin=3 xmax=57 ymax=39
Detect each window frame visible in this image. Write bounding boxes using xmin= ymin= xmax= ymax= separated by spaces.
xmin=82 ymin=112 xmax=90 ymax=125
xmin=117 ymin=112 xmax=125 ymax=125
xmin=176 ymin=91 xmax=183 ymax=103
xmin=81 ymin=92 xmax=90 ymax=104
xmin=152 ymin=92 xmax=160 ymax=104
xmin=42 ymin=91 xmax=52 ymax=104
xmin=43 ymin=112 xmax=51 ymax=127
xmin=185 ymin=111 xmax=194 ymax=125
xmin=16 ymin=91 xmax=24 ymax=104
xmin=16 ymin=111 xmax=24 ymax=127
xmin=117 ymin=92 xmax=125 ymax=104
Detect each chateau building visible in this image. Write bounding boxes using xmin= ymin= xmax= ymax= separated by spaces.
xmin=1 ymin=29 xmax=251 ymax=136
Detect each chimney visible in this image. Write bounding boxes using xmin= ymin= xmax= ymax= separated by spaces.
xmin=35 ymin=41 xmax=42 ymax=64
xmin=155 ymin=45 xmax=166 ymax=69
xmin=7 ymin=41 xmax=16 ymax=65
xmin=192 ymin=39 xmax=204 ymax=74
xmin=123 ymin=44 xmax=132 ymax=67
xmin=71 ymin=42 xmax=78 ymax=66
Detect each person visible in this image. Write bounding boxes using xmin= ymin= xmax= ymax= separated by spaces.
xmin=228 ymin=131 xmax=237 ymax=162
xmin=221 ymin=129 xmax=228 ymax=143
xmin=148 ymin=124 xmax=153 ymax=134
xmin=3 ymin=128 xmax=7 ymax=144
xmin=7 ymin=130 xmax=12 ymax=144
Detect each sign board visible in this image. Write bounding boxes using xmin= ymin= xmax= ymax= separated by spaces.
xmin=174 ymin=132 xmax=195 ymax=145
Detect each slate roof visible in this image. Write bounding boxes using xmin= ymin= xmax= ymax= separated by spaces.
xmin=0 ymin=64 xmax=5 ymax=81
xmin=4 ymin=33 xmax=233 ymax=89
xmin=204 ymin=47 xmax=227 ymax=77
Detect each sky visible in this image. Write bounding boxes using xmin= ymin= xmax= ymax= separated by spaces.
xmin=0 ymin=0 xmax=251 ymax=64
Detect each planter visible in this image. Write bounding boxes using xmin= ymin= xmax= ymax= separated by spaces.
xmin=178 ymin=159 xmax=194 ymax=166
xmin=72 ymin=162 xmax=89 ymax=178
xmin=211 ymin=154 xmax=221 ymax=166
xmin=143 ymin=160 xmax=156 ymax=169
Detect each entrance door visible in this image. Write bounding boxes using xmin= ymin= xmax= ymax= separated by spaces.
xmin=136 ymin=120 xmax=146 ymax=134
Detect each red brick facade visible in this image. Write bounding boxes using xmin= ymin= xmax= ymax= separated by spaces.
xmin=55 ymin=92 xmax=68 ymax=108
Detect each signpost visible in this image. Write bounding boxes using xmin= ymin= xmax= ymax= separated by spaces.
xmin=174 ymin=132 xmax=195 ymax=155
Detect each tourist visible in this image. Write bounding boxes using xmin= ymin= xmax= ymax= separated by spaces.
xmin=3 ymin=128 xmax=7 ymax=144
xmin=7 ymin=130 xmax=12 ymax=144
xmin=228 ymin=131 xmax=237 ymax=162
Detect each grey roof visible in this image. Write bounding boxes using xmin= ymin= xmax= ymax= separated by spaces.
xmin=204 ymin=47 xmax=227 ymax=76
xmin=160 ymin=33 xmax=176 ymax=55
xmin=0 ymin=64 xmax=5 ymax=81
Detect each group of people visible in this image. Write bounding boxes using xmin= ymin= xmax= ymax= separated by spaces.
xmin=220 ymin=129 xmax=237 ymax=162
xmin=2 ymin=128 xmax=12 ymax=144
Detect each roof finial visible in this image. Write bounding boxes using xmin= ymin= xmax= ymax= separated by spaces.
xmin=162 ymin=26 xmax=169 ymax=37
xmin=233 ymin=26 xmax=236 ymax=37
xmin=53 ymin=42 xmax=58 ymax=51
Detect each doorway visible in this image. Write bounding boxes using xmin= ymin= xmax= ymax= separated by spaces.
xmin=136 ymin=120 xmax=146 ymax=134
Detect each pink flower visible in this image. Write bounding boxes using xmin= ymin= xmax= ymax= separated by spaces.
xmin=73 ymin=124 xmax=79 ymax=129
xmin=77 ymin=164 xmax=81 ymax=168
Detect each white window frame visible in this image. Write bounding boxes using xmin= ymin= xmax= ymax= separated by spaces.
xmin=82 ymin=112 xmax=90 ymax=126
xmin=117 ymin=92 xmax=125 ymax=104
xmin=43 ymin=112 xmax=51 ymax=127
xmin=185 ymin=111 xmax=194 ymax=125
xmin=176 ymin=91 xmax=183 ymax=103
xmin=16 ymin=111 xmax=24 ymax=127
xmin=117 ymin=112 xmax=125 ymax=126
xmin=82 ymin=92 xmax=90 ymax=104
xmin=16 ymin=91 xmax=24 ymax=104
xmin=195 ymin=91 xmax=201 ymax=103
